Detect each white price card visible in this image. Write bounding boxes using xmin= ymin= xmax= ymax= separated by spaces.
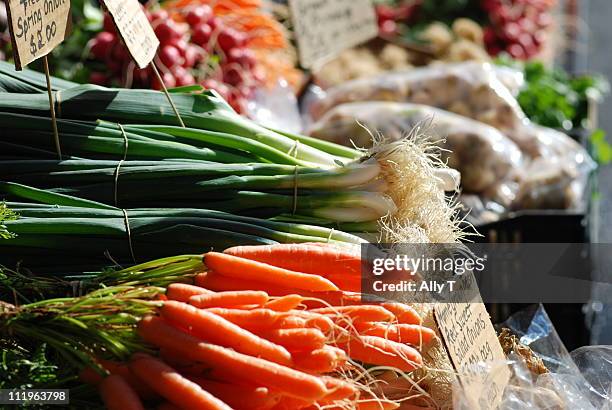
xmin=289 ymin=0 xmax=378 ymax=68
xmin=101 ymin=0 xmax=159 ymax=69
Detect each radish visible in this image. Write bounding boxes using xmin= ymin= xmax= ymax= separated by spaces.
xmin=183 ymin=46 xmax=201 ymax=68
xmin=227 ymin=48 xmax=256 ymax=69
xmin=90 ymin=32 xmax=116 ymax=61
xmin=218 ymin=28 xmax=245 ymax=51
xmin=103 ymin=13 xmax=115 ymax=32
xmin=222 ymin=66 xmax=243 ymax=86
xmin=186 ymin=5 xmax=213 ymax=27
xmin=155 ymin=21 xmax=182 ymax=43
xmin=159 ymin=45 xmax=182 ymax=68
xmin=174 ymin=67 xmax=195 ymax=86
xmin=192 ymin=24 xmax=212 ymax=47
xmin=150 ymin=10 xmax=169 ymax=23
xmin=89 ymin=72 xmax=108 ymax=86
xmin=151 ymin=71 xmax=176 ymax=90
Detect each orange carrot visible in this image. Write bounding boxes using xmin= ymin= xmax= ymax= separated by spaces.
xmin=321 ymin=376 xmax=358 ymax=401
xmin=292 ymin=346 xmax=347 ymax=374
xmin=189 ymin=377 xmax=280 ymax=409
xmin=204 ymin=252 xmax=339 ymax=292
xmin=159 ymin=347 xmax=210 ymax=376
xmin=338 ymin=336 xmax=422 ymax=372
xmin=195 ymin=272 xmax=299 ymax=296
xmin=262 ymin=328 xmax=326 ymax=352
xmin=264 ymin=295 xmax=303 ymax=312
xmin=96 ymin=359 xmax=158 ymax=399
xmin=310 ymin=306 xmax=395 ymax=323
xmin=98 ymin=375 xmax=145 ymax=410
xmin=129 ymin=354 xmax=231 ymax=410
xmin=161 ymin=301 xmax=292 ymax=366
xmin=205 ymin=308 xmax=285 ymax=330
xmin=353 ymin=322 xmax=436 ymax=346
xmin=285 ymin=311 xmax=335 ymax=334
xmin=380 ymin=303 xmax=421 ymax=324
xmin=270 ymin=396 xmax=312 ymax=410
xmin=167 ymin=283 xmax=212 ymax=302
xmin=189 ymin=290 xmax=269 ymax=309
xmin=137 ymin=316 xmax=329 ymax=401
xmin=223 ymin=243 xmax=362 ymax=279
xmin=196 ymin=272 xmax=359 ymax=307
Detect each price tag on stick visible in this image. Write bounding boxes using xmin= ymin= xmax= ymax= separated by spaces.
xmin=288 ymin=0 xmax=378 ymax=68
xmin=102 ymin=0 xmax=185 ymax=127
xmin=5 ymin=0 xmax=71 ymax=159
xmin=5 ymin=0 xmax=71 ymax=70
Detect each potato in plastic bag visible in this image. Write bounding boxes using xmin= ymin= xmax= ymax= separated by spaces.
xmin=307 ymin=62 xmax=547 ymax=154
xmin=307 ymin=101 xmax=523 ymax=194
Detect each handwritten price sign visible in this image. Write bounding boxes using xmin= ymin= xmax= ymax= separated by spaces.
xmin=5 ymin=0 xmax=71 ymax=69
xmin=288 ymin=0 xmax=378 ymax=68
xmin=101 ymin=0 xmax=159 ymax=69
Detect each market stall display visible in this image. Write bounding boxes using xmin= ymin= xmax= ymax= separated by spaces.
xmin=0 ymin=0 xmax=609 ymax=408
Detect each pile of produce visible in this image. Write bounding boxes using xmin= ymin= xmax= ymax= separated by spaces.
xmin=0 ymin=0 xmax=300 ymax=113
xmin=373 ymin=0 xmax=556 ymax=61
xmin=481 ymin=0 xmax=555 ymax=59
xmin=88 ymin=0 xmax=297 ymax=113
xmin=0 ymin=61 xmax=462 ymax=271
xmin=1 ymin=243 xmax=446 ymax=409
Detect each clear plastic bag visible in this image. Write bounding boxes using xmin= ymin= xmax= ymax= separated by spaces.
xmin=307 ymin=102 xmax=524 ymax=195
xmin=246 ymin=79 xmax=303 ymax=134
xmin=513 ymin=126 xmax=596 ymax=210
xmin=308 ymin=62 xmax=527 ymax=137
xmin=305 ymin=61 xmax=595 ymax=213
xmin=453 ymin=305 xmax=612 ymax=410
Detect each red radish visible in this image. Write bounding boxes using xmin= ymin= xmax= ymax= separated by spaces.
xmin=227 ymin=48 xmax=256 ymax=69
xmin=155 ymin=21 xmax=182 ymax=43
xmin=183 ymin=46 xmax=201 ymax=68
xmin=111 ymin=44 xmax=130 ymax=63
xmin=217 ymin=28 xmax=246 ymax=51
xmin=192 ymin=24 xmax=213 ymax=47
xmin=174 ymin=67 xmax=195 ymax=86
xmin=222 ymin=66 xmax=243 ymax=86
xmin=133 ymin=67 xmax=151 ymax=85
xmin=89 ymin=72 xmax=108 ymax=86
xmin=379 ymin=20 xmax=397 ymax=37
xmin=90 ymin=32 xmax=116 ymax=60
xmin=171 ymin=39 xmax=189 ymax=56
xmin=151 ymin=72 xmax=177 ymax=90
xmin=150 ymin=10 xmax=169 ymax=23
xmin=159 ymin=45 xmax=182 ymax=68
xmin=208 ymin=17 xmax=223 ymax=31
xmin=103 ymin=14 xmax=115 ymax=32
xmin=507 ymin=43 xmax=526 ymax=59
xmin=502 ymin=22 xmax=521 ymax=42
xmin=186 ymin=6 xmax=213 ymax=27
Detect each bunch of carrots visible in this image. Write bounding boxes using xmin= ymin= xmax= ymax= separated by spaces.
xmin=81 ymin=243 xmax=436 ymax=410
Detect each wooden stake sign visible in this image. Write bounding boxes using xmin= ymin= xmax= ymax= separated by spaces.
xmin=102 ymin=0 xmax=184 ymax=127
xmin=434 ymin=273 xmax=511 ymax=408
xmin=288 ymin=0 xmax=378 ymax=68
xmin=4 ymin=0 xmax=71 ymax=159
xmin=101 ymin=0 xmax=158 ymax=69
xmin=4 ymin=0 xmax=71 ymax=70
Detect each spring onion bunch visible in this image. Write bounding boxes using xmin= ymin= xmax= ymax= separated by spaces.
xmin=0 ymin=183 xmax=363 ymax=272
xmin=0 ymin=65 xmax=462 ymax=248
